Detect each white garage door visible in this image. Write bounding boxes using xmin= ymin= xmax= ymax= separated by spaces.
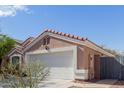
xmin=27 ymin=51 xmax=74 ymax=80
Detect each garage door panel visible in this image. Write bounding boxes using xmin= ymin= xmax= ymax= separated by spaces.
xmin=28 ymin=51 xmax=73 ymax=67
xmin=27 ymin=51 xmax=74 ymax=80
xmin=47 ymin=68 xmax=74 ymax=80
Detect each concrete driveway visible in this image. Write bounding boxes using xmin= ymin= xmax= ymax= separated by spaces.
xmin=38 ymin=79 xmax=74 ymax=88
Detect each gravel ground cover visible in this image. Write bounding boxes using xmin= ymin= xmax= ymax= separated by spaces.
xmin=111 ymin=81 xmax=124 ymax=88
xmin=70 ymin=80 xmax=124 ymax=88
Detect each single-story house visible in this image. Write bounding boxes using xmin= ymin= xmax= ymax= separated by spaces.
xmin=6 ymin=29 xmax=114 ymax=80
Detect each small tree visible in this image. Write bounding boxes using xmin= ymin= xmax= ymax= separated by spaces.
xmin=0 ymin=34 xmax=16 ymax=66
xmin=0 ymin=34 xmax=16 ymax=58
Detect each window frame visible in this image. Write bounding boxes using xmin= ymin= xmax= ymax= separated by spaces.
xmin=43 ymin=36 xmax=50 ymax=45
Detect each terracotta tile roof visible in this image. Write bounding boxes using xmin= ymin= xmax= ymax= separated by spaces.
xmin=46 ymin=29 xmax=105 ymax=47
xmin=23 ymin=29 xmax=106 ymax=52
xmin=44 ymin=29 xmax=110 ymax=55
xmin=45 ymin=29 xmax=86 ymax=41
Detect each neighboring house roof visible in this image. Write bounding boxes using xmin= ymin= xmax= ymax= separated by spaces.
xmin=8 ymin=29 xmax=115 ymax=57
xmin=21 ymin=37 xmax=34 ymax=48
xmin=7 ymin=37 xmax=34 ymax=57
xmin=8 ymin=47 xmax=23 ymax=57
xmin=14 ymin=39 xmax=23 ymax=48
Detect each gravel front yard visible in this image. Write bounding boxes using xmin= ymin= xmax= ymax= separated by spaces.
xmin=111 ymin=81 xmax=124 ymax=88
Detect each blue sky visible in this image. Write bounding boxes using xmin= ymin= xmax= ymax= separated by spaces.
xmin=0 ymin=5 xmax=124 ymax=51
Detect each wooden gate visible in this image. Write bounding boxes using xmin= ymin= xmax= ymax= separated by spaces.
xmin=100 ymin=56 xmax=124 ymax=80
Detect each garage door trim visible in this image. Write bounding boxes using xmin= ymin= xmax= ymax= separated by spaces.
xmin=25 ymin=46 xmax=77 ymax=79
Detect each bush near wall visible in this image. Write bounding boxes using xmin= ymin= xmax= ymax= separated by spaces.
xmin=0 ymin=62 xmax=49 ymax=88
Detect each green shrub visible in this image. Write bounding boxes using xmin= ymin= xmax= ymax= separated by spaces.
xmin=0 ymin=62 xmax=49 ymax=88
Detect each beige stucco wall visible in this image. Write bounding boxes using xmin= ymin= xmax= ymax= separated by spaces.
xmin=82 ymin=46 xmax=104 ymax=80
xmin=77 ymin=45 xmax=103 ymax=69
xmin=26 ymin=37 xmax=73 ymax=52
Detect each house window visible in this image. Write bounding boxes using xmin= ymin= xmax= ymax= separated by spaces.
xmin=43 ymin=38 xmax=47 ymax=45
xmin=12 ymin=56 xmax=20 ymax=65
xmin=11 ymin=56 xmax=20 ymax=70
xmin=43 ymin=37 xmax=50 ymax=45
